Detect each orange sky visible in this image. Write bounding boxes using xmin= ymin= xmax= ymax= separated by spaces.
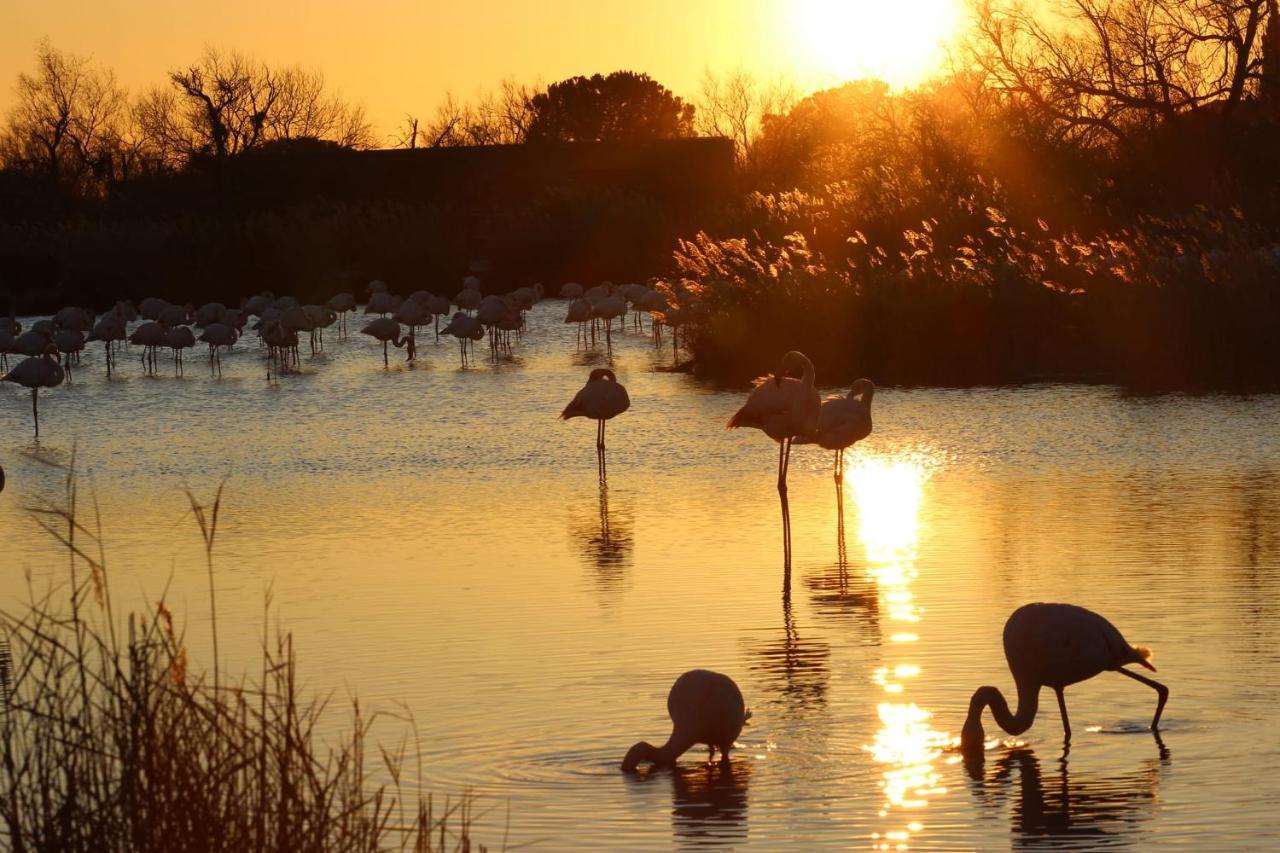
xmin=2 ymin=1 xmax=968 ymax=145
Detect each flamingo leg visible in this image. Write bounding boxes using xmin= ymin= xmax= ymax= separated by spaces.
xmin=32 ymin=387 xmax=39 ymax=439
xmin=1117 ymin=667 xmax=1169 ymax=730
xmin=1055 ymin=687 xmax=1071 ymax=739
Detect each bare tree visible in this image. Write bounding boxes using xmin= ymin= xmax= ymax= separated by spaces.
xmin=419 ymin=78 xmax=538 ymax=147
xmin=0 ymin=39 xmax=128 ymax=197
xmin=696 ymin=70 xmax=797 ymax=164
xmin=163 ymin=48 xmax=372 ymax=162
xmin=971 ymin=0 xmax=1277 ymax=146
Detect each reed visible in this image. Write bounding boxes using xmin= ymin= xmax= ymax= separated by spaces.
xmin=0 ymin=463 xmax=498 ymax=852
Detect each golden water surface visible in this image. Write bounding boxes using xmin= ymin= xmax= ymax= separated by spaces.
xmin=2 ymin=304 xmax=1278 ymax=848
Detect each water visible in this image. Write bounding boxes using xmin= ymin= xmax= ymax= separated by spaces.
xmin=2 ymin=304 xmax=1278 ymax=849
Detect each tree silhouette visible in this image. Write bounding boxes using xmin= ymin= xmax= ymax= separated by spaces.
xmin=526 ymin=71 xmax=695 ymax=142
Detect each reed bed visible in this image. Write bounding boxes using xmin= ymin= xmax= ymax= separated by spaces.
xmin=0 ymin=458 xmax=497 ymax=852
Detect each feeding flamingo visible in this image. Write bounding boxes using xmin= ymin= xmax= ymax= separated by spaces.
xmin=622 ymin=670 xmax=750 ymax=770
xmin=361 ymin=317 xmax=415 ymax=366
xmin=960 ymin=603 xmax=1169 ymax=752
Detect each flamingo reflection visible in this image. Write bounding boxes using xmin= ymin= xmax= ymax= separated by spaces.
xmin=670 ymin=759 xmax=751 ymax=846
xmin=805 ymin=472 xmax=879 ymax=631
xmin=727 ymin=350 xmax=821 ymax=582
xmin=571 ymin=471 xmax=634 ymax=602
xmin=743 ymin=597 xmax=831 ymax=720
xmin=965 ymin=741 xmax=1167 ymax=846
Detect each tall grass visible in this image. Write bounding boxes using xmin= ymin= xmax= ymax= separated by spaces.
xmin=673 ymin=178 xmax=1280 ymax=390
xmin=0 ymin=462 xmax=496 ymax=852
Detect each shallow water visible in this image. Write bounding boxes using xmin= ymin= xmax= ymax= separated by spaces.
xmin=2 ymin=304 xmax=1278 ymax=849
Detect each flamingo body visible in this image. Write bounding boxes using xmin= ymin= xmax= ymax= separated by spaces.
xmin=622 ymin=670 xmax=749 ymax=771
xmin=961 ymin=603 xmax=1168 ymax=752
xmin=562 ymin=369 xmax=630 ymax=422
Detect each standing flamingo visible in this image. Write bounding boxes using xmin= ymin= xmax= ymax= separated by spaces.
xmin=561 ymin=368 xmax=630 ymax=460
xmin=795 ymin=378 xmax=874 ymax=483
xmin=960 ymin=603 xmax=1169 ymax=752
xmin=727 ymin=351 xmax=820 ymax=573
xmin=622 ymin=670 xmax=750 ymax=770
xmin=2 ymin=347 xmax=65 ymax=438
xmin=360 ymin=317 xmax=415 ymax=366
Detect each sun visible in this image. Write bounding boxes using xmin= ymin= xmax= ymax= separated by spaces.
xmin=789 ymin=0 xmax=965 ymax=89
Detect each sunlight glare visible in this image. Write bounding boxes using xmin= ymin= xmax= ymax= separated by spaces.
xmin=850 ymin=451 xmax=946 ymax=849
xmin=789 ymin=0 xmax=964 ymax=88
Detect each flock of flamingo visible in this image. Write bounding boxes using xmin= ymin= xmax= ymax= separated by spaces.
xmin=576 ymin=346 xmax=1170 ymax=771
xmin=0 ymin=277 xmax=690 ymax=437
xmin=0 ymin=277 xmax=1171 ymax=775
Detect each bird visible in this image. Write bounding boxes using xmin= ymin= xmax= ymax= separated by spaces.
xmin=794 ymin=378 xmax=874 ymax=483
xmin=561 ymin=368 xmax=630 ymax=452
xmin=2 ymin=347 xmax=65 ymax=439
xmin=622 ymin=670 xmax=750 ymax=771
xmin=198 ymin=323 xmax=239 ymax=373
xmin=727 ymin=351 xmax=820 ymax=566
xmin=438 ymin=312 xmax=484 ymax=365
xmin=360 ymin=317 xmax=415 ymax=366
xmin=960 ymin=603 xmax=1169 ymax=752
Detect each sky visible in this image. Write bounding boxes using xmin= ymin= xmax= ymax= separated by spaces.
xmin=1 ymin=1 xmax=968 ymax=145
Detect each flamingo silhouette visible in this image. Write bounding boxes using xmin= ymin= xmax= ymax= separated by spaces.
xmin=960 ymin=603 xmax=1169 ymax=752
xmin=622 ymin=670 xmax=750 ymax=770
xmin=561 ymin=368 xmax=630 ymax=454
xmin=728 ymin=351 xmax=820 ymax=571
xmin=360 ymin=317 xmax=415 ymax=366
xmin=795 ymin=378 xmax=874 ymax=483
xmin=2 ymin=347 xmax=65 ymax=438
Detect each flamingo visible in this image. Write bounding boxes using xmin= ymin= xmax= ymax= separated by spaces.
xmin=728 ymin=351 xmax=820 ymax=570
xmin=198 ymin=323 xmax=239 ymax=374
xmin=561 ymin=368 xmax=630 ymax=454
xmin=2 ymin=347 xmax=65 ymax=438
xmin=438 ymin=312 xmax=483 ymax=365
xmin=129 ymin=321 xmax=165 ymax=373
xmin=960 ymin=603 xmax=1169 ymax=752
xmin=88 ymin=316 xmax=126 ymax=374
xmin=360 ymin=317 xmax=415 ymax=366
xmin=365 ymin=292 xmax=401 ymax=317
xmin=559 ymin=281 xmax=583 ymax=299
xmin=794 ymin=378 xmax=874 ymax=483
xmin=621 ymin=670 xmax=750 ymax=770
xmin=53 ymin=329 xmax=85 ymax=381
xmin=163 ymin=325 xmax=196 ymax=372
xmin=0 ymin=328 xmax=14 ymax=372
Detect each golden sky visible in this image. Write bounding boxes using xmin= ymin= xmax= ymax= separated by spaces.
xmin=2 ymin=1 xmax=966 ymax=144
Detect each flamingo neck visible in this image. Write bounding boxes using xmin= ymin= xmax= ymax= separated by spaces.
xmin=961 ymin=677 xmax=1039 ymax=750
xmin=621 ymin=731 xmax=695 ymax=770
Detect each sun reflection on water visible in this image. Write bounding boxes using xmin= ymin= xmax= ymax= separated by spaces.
xmin=848 ymin=452 xmax=951 ymax=850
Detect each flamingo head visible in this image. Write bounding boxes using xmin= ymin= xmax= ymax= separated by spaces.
xmin=621 ymin=741 xmax=658 ymax=772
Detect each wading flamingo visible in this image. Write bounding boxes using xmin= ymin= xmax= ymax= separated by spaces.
xmin=795 ymin=378 xmax=874 ymax=483
xmin=561 ymin=368 xmax=630 ymax=455
xmin=2 ymin=347 xmax=65 ymax=438
xmin=960 ymin=603 xmax=1169 ymax=752
xmin=360 ymin=317 xmax=416 ymax=366
xmin=727 ymin=351 xmax=820 ymax=572
xmin=622 ymin=670 xmax=750 ymax=770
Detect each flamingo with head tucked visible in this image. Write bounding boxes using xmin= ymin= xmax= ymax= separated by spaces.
xmin=622 ymin=670 xmax=750 ymax=770
xmin=960 ymin=603 xmax=1169 ymax=753
xmin=562 ymin=368 xmax=630 ymax=453
xmin=2 ymin=347 xmax=65 ymax=438
xmin=795 ymin=378 xmax=874 ymax=483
